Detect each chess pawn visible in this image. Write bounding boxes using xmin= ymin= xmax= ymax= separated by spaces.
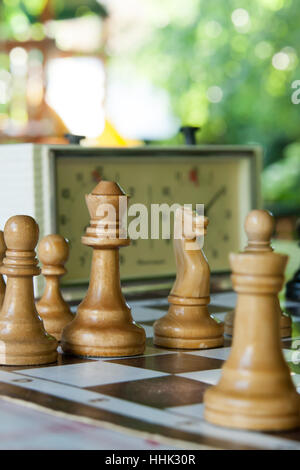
xmin=61 ymin=181 xmax=146 ymax=357
xmin=154 ymin=207 xmax=224 ymax=349
xmin=0 ymin=216 xmax=58 ymax=365
xmin=0 ymin=231 xmax=6 ymax=307
xmin=224 ymin=210 xmax=291 ymax=338
xmin=36 ymin=235 xmax=74 ymax=341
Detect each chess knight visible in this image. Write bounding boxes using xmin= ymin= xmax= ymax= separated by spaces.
xmin=154 ymin=206 xmax=224 ymax=349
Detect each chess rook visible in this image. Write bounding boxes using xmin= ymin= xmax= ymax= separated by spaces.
xmin=0 ymin=216 xmax=58 ymax=365
xmin=154 ymin=207 xmax=224 ymax=349
xmin=0 ymin=231 xmax=6 ymax=307
xmin=61 ymin=181 xmax=146 ymax=357
xmin=204 ymin=250 xmax=299 ymax=431
xmin=224 ymin=209 xmax=291 ymax=338
xmin=36 ymin=234 xmax=74 ymax=340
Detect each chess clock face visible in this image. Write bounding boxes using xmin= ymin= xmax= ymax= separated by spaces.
xmin=53 ymin=147 xmax=261 ymax=286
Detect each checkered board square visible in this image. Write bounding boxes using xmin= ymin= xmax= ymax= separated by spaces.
xmin=0 ymin=291 xmax=299 ymax=450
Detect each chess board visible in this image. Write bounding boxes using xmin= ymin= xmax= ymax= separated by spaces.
xmin=0 ymin=291 xmax=300 ymax=450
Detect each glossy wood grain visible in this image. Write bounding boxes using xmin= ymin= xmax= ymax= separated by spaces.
xmin=0 ymin=216 xmax=57 ymax=365
xmin=204 ymin=250 xmax=299 ymax=431
xmin=224 ymin=209 xmax=291 ymax=337
xmin=61 ymin=181 xmax=146 ymax=357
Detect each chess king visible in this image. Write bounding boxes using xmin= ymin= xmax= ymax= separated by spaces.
xmin=204 ymin=249 xmax=299 ymax=431
xmin=61 ymin=180 xmax=146 ymax=357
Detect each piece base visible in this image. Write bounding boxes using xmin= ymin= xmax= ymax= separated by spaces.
xmin=61 ymin=342 xmax=145 ymax=358
xmin=280 ymin=326 xmax=292 ymax=338
xmin=204 ymin=385 xmax=300 ymax=431
xmin=153 ymin=334 xmax=224 ymax=350
xmin=0 ymin=351 xmax=58 ymax=366
xmin=37 ymin=314 xmax=75 ymax=342
xmin=61 ymin=320 xmax=146 ymax=358
xmin=224 ymin=325 xmax=233 ymax=336
xmin=45 ymin=328 xmax=68 ymax=342
xmin=204 ymin=406 xmax=299 ymax=432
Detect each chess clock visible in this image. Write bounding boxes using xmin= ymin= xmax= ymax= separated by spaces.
xmin=0 ymin=144 xmax=262 ymax=298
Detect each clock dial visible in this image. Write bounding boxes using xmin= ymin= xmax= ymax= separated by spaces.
xmin=55 ymin=154 xmax=253 ymax=285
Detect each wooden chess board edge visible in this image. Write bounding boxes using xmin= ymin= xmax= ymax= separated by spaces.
xmin=0 ymin=381 xmax=258 ymax=450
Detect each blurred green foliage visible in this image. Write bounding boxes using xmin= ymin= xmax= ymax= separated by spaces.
xmin=117 ymin=0 xmax=300 ymax=211
xmin=263 ymin=142 xmax=300 ymax=209
xmin=0 ymin=0 xmax=107 ymax=41
xmin=1 ymin=0 xmax=299 ymax=210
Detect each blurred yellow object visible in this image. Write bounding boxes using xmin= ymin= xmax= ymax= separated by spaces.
xmin=83 ymin=120 xmax=143 ymax=147
xmin=35 ymin=103 xmax=69 ymax=144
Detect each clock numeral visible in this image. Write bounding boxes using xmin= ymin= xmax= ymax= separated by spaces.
xmin=60 ymin=214 xmax=68 ymax=226
xmin=79 ymin=255 xmax=86 ymax=266
xmin=61 ymin=188 xmax=70 ymax=199
xmin=188 ymin=167 xmax=199 ymax=186
xmin=207 ymin=171 xmax=214 ymax=184
xmin=175 ymin=171 xmax=182 ymax=181
xmin=91 ymin=167 xmax=103 ymax=183
xmin=225 ymin=209 xmax=232 ymax=219
xmin=128 ymin=186 xmax=135 ymax=197
xmin=162 ymin=186 xmax=171 ymax=196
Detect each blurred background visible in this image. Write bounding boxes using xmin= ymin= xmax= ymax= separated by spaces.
xmin=0 ymin=0 xmax=299 ymax=236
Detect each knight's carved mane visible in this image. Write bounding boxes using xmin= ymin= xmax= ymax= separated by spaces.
xmin=171 ymin=208 xmax=209 ymax=299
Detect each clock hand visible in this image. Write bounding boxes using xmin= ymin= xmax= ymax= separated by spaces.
xmin=205 ymin=186 xmax=226 ymax=215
